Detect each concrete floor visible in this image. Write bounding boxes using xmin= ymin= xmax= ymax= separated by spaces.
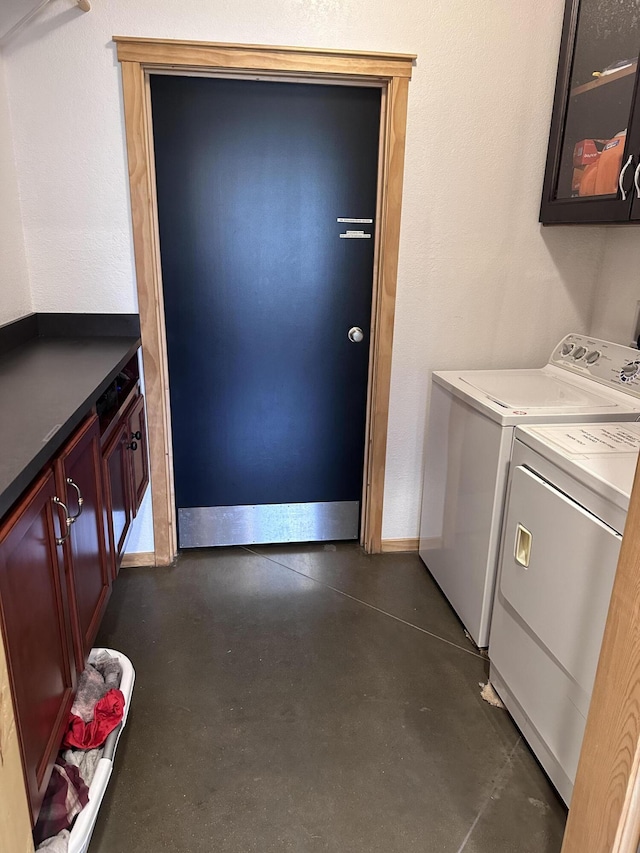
xmin=92 ymin=543 xmax=566 ymax=852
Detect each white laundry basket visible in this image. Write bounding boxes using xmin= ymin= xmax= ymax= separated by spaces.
xmin=67 ymin=648 xmax=135 ymax=853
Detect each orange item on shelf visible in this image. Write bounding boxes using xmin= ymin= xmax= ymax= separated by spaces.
xmin=594 ymin=131 xmax=627 ymax=195
xmin=573 ymin=138 xmax=605 ymax=167
xmin=579 ymin=161 xmax=599 ymax=196
xmin=572 ymin=167 xmax=585 ymax=196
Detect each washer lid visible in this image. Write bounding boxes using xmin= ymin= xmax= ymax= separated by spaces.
xmin=461 ymin=370 xmax=619 ymax=409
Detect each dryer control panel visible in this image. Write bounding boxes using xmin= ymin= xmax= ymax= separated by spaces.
xmin=550 ymin=334 xmax=640 ymax=397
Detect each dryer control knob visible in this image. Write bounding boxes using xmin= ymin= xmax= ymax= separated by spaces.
xmin=561 ymin=342 xmax=574 ymax=356
xmin=573 ymin=346 xmax=587 ymax=360
xmin=585 ymin=350 xmax=601 ymax=365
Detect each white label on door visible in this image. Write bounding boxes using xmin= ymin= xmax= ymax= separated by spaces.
xmin=533 ymin=424 xmax=640 ymax=454
xmin=337 ymin=217 xmax=373 ymax=223
xmin=340 ymin=232 xmax=372 ymax=238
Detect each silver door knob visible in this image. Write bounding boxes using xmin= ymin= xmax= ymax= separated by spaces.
xmin=348 ymin=326 xmax=364 ymax=343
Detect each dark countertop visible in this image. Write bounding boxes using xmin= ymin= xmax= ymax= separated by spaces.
xmin=0 ymin=323 xmax=140 ymax=519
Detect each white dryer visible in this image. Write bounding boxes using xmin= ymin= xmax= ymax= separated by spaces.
xmin=419 ymin=334 xmax=640 ymax=647
xmin=489 ymin=422 xmax=640 ymax=804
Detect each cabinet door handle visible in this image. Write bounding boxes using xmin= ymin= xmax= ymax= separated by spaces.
xmin=132 ymin=430 xmax=142 ymax=441
xmin=52 ymin=496 xmax=72 ymax=545
xmin=619 ymin=154 xmax=634 ymax=200
xmin=66 ymin=477 xmax=84 ymax=521
xmin=127 ymin=440 xmax=138 ymax=451
xmin=634 ymin=161 xmax=640 ymax=199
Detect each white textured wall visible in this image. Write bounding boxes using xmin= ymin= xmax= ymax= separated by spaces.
xmin=590 ymin=229 xmax=640 ymax=347
xmin=3 ymin=0 xmax=607 ymax=547
xmin=0 ymin=50 xmax=30 ymax=326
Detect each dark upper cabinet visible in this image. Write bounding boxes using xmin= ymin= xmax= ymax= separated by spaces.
xmin=0 ymin=469 xmax=76 ymax=824
xmin=55 ymin=414 xmax=111 ymax=671
xmin=541 ymin=0 xmax=640 ymax=224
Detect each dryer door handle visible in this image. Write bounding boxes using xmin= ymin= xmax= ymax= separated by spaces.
xmin=514 ymin=524 xmax=532 ymax=568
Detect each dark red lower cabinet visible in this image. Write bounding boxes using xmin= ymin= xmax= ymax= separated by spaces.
xmin=0 ymin=469 xmax=76 ymax=824
xmin=55 ymin=414 xmax=111 ymax=671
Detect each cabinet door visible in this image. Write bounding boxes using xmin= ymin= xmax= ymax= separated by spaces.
xmin=103 ymin=420 xmax=133 ymax=578
xmin=0 ymin=469 xmax=76 ymax=824
xmin=126 ymin=393 xmax=149 ymax=516
xmin=56 ymin=414 xmax=111 ymax=671
xmin=541 ymin=0 xmax=640 ymax=224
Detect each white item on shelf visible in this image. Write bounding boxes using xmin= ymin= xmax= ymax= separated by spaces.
xmin=67 ymin=649 xmax=135 ymax=853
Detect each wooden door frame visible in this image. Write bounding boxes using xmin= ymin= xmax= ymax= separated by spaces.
xmin=115 ymin=37 xmax=415 ymax=564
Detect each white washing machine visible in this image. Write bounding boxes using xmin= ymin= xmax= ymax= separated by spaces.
xmin=419 ymin=334 xmax=640 ymax=647
xmin=489 ymin=422 xmax=640 ymax=804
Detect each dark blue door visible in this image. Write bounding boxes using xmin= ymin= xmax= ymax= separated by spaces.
xmin=151 ymin=76 xmax=380 ymax=546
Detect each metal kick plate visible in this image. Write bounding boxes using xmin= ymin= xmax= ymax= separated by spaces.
xmin=178 ymin=501 xmax=360 ymax=548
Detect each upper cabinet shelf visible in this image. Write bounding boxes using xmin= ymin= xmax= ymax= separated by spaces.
xmin=570 ymin=61 xmax=638 ymax=96
xmin=540 ymin=0 xmax=640 ymax=225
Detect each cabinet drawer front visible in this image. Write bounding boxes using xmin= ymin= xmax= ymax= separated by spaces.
xmin=0 ymin=469 xmax=75 ymax=823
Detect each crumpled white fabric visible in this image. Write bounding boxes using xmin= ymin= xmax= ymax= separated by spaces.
xmin=62 ymin=747 xmax=104 ymax=787
xmin=36 ymin=829 xmax=70 ymax=852
xmin=92 ymin=650 xmax=122 ymax=691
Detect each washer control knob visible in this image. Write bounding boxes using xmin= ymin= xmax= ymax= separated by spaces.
xmin=621 ymin=361 xmax=640 ymax=381
xmin=585 ymin=350 xmax=601 ymax=365
xmin=573 ymin=346 xmax=587 ymax=360
xmin=561 ymin=342 xmax=574 ymax=356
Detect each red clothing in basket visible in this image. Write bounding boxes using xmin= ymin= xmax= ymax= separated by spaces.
xmin=63 ymin=689 xmax=125 ymax=750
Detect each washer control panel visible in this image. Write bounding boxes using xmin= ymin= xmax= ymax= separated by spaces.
xmin=550 ymin=334 xmax=640 ymax=397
